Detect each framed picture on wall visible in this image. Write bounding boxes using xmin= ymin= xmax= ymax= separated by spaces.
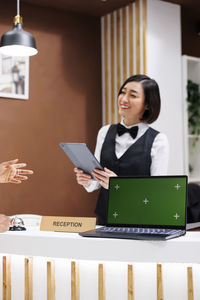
xmin=0 ymin=54 xmax=29 ymax=100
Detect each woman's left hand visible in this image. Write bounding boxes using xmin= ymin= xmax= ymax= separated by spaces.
xmin=92 ymin=167 xmax=117 ymax=189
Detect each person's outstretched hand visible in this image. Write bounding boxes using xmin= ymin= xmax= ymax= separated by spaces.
xmin=92 ymin=167 xmax=117 ymax=189
xmin=0 ymin=214 xmax=12 ymax=232
xmin=0 ymin=159 xmax=33 ymax=184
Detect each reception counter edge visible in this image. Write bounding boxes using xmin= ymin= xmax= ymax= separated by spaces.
xmin=0 ymin=230 xmax=199 ymax=263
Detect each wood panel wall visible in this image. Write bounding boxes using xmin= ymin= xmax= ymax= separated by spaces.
xmin=101 ymin=0 xmax=147 ymax=125
xmin=0 ymin=2 xmax=101 ymax=217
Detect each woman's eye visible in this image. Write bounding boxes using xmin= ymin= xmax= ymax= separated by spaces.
xmin=130 ymin=94 xmax=136 ymax=98
xmin=121 ymin=91 xmax=126 ymax=94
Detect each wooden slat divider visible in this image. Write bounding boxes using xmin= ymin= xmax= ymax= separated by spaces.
xmin=47 ymin=261 xmax=55 ymax=300
xmin=71 ymin=261 xmax=80 ymax=300
xmin=116 ymin=9 xmax=121 ymax=92
xmin=116 ymin=9 xmax=121 ymax=123
xmin=142 ymin=0 xmax=147 ymax=74
xmin=157 ymin=264 xmax=163 ymax=300
xmin=128 ymin=3 xmax=134 ymax=76
xmin=128 ymin=264 xmax=134 ymax=300
xmin=104 ymin=15 xmax=109 ymax=125
xmin=25 ymin=257 xmax=33 ymax=300
xmin=98 ymin=263 xmax=105 ymax=300
xmin=135 ymin=0 xmax=140 ymax=74
xmin=122 ymin=7 xmax=127 ymax=81
xmin=110 ymin=12 xmax=115 ymax=123
xmin=187 ymin=267 xmax=194 ymax=300
xmin=2 ymin=256 xmax=11 ymax=300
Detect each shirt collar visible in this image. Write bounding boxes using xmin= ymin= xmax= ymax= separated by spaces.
xmin=120 ymin=119 xmax=148 ymax=131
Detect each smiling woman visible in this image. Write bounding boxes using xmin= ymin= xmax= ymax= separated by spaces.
xmin=74 ymin=74 xmax=169 ymax=224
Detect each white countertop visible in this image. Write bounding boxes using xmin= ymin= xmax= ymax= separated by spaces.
xmin=0 ymin=229 xmax=200 ymax=263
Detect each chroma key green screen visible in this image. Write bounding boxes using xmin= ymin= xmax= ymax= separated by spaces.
xmin=108 ymin=177 xmax=187 ymax=226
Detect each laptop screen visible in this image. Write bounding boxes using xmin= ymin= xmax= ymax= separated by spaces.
xmin=107 ymin=176 xmax=187 ymax=228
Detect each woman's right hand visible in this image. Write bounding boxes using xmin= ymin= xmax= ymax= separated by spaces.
xmin=74 ymin=168 xmax=92 ymax=187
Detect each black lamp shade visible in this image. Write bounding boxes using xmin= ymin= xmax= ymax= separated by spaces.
xmin=0 ymin=23 xmax=38 ymax=56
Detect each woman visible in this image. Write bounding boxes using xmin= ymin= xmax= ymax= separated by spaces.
xmin=74 ymin=74 xmax=169 ymax=224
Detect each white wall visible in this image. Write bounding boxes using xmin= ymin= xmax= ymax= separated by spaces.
xmin=146 ymin=0 xmax=184 ymax=175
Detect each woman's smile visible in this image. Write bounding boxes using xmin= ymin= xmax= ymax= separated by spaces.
xmin=120 ymin=104 xmax=130 ymax=109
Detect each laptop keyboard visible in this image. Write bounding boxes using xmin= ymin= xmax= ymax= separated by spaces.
xmin=96 ymin=227 xmax=182 ymax=235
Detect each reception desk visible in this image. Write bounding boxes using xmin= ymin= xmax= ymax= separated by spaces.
xmin=0 ymin=229 xmax=200 ymax=263
xmin=0 ymin=229 xmax=199 ymax=299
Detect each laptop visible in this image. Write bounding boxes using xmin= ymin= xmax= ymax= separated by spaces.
xmin=80 ymin=176 xmax=187 ymax=240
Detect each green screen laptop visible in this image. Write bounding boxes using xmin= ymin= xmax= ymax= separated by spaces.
xmin=80 ymin=176 xmax=187 ymax=240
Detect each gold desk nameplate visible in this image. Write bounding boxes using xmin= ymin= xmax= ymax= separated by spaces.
xmin=40 ymin=216 xmax=96 ymax=233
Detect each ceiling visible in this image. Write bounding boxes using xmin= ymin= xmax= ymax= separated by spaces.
xmin=21 ymin=0 xmax=132 ymax=16
xmin=21 ymin=0 xmax=200 ymax=17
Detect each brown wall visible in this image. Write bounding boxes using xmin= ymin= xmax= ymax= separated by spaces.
xmin=0 ymin=3 xmax=102 ymax=217
xmin=182 ymin=6 xmax=200 ymax=57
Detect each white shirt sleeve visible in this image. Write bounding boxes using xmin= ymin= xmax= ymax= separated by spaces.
xmin=84 ymin=125 xmax=110 ymax=193
xmin=150 ymin=133 xmax=169 ymax=175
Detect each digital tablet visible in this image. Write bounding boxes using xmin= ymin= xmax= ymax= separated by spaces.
xmin=59 ymin=143 xmax=103 ymax=180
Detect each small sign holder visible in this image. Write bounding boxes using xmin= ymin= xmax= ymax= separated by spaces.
xmin=40 ymin=216 xmax=96 ymax=233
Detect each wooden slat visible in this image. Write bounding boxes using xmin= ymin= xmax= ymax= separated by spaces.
xmin=116 ymin=9 xmax=121 ymax=92
xmin=157 ymin=264 xmax=163 ymax=300
xmin=98 ymin=264 xmax=105 ymax=300
xmin=142 ymin=0 xmax=147 ymax=74
xmin=47 ymin=261 xmax=55 ymax=300
xmin=122 ymin=6 xmax=127 ymax=81
xmin=71 ymin=261 xmax=80 ymax=300
xmin=116 ymin=9 xmax=121 ymax=123
xmin=129 ymin=3 xmax=134 ymax=76
xmin=104 ymin=15 xmax=109 ymax=125
xmin=128 ymin=265 xmax=134 ymax=300
xmin=25 ymin=257 xmax=33 ymax=300
xmin=2 ymin=256 xmax=11 ymax=300
xmin=187 ymin=267 xmax=194 ymax=300
xmin=135 ymin=0 xmax=140 ymax=74
xmin=110 ymin=12 xmax=115 ymax=123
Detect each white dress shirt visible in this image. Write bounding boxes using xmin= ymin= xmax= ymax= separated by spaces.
xmin=85 ymin=120 xmax=169 ymax=192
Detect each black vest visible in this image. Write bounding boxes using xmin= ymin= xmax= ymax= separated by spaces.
xmin=95 ymin=124 xmax=159 ymax=224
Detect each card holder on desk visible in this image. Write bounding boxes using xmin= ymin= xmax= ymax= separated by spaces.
xmin=40 ymin=216 xmax=96 ymax=232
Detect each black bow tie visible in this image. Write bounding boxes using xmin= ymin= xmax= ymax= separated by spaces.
xmin=117 ymin=123 xmax=139 ymax=139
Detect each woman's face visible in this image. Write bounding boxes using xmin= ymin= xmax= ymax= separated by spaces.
xmin=118 ymin=81 xmax=146 ymax=123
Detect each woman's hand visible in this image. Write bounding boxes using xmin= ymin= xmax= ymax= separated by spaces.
xmin=0 ymin=159 xmax=33 ymax=184
xmin=74 ymin=168 xmax=93 ymax=187
xmin=92 ymin=167 xmax=117 ymax=189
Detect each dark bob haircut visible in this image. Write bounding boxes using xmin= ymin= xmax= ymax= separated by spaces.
xmin=118 ymin=74 xmax=161 ymax=124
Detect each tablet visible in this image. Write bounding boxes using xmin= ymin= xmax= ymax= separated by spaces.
xmin=59 ymin=143 xmax=103 ymax=180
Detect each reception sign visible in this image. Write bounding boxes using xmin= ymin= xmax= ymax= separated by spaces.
xmin=40 ymin=216 xmax=96 ymax=233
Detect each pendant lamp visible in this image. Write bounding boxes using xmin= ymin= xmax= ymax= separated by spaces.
xmin=0 ymin=0 xmax=38 ymax=56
